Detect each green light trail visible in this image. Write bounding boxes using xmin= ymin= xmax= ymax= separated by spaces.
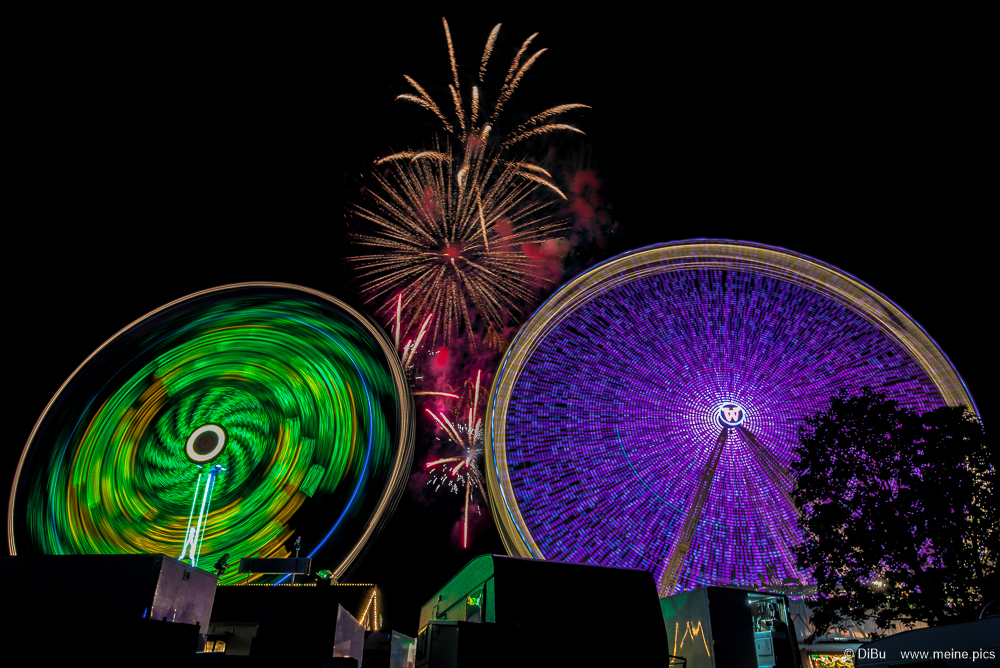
xmin=14 ymin=286 xmax=410 ymax=583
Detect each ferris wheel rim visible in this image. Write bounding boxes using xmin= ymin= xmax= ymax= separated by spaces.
xmin=484 ymin=239 xmax=977 ymax=579
xmin=8 ymin=282 xmax=414 ymax=581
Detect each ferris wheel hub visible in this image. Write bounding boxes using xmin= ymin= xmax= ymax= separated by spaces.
xmin=716 ymin=402 xmax=746 ymax=428
xmin=185 ymin=424 xmax=227 ymax=463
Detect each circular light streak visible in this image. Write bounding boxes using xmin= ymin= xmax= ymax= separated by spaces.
xmin=9 ymin=283 xmax=414 ymax=583
xmin=485 ymin=240 xmax=976 ymax=595
xmin=185 ymin=424 xmax=226 ymax=463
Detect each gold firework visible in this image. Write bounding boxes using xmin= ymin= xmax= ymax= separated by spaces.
xmin=351 ymin=142 xmax=564 ymax=348
xmin=350 ymin=18 xmax=588 ymax=349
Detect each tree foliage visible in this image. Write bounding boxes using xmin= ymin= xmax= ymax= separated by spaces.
xmin=791 ymin=389 xmax=996 ymax=639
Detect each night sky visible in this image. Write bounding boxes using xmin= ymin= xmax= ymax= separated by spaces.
xmin=9 ymin=12 xmax=990 ymax=635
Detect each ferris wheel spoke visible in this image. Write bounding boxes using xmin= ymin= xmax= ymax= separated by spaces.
xmin=739 ymin=458 xmax=803 ymax=580
xmin=734 ymin=425 xmax=803 ymax=580
xmin=657 ymin=427 xmax=728 ymax=597
xmin=736 ymin=426 xmax=795 ymax=509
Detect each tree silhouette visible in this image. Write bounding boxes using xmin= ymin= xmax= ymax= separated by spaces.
xmin=791 ymin=389 xmax=996 ymax=640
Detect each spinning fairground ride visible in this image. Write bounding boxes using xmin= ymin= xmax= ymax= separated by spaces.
xmin=485 ymin=240 xmax=976 ymax=596
xmin=9 ymin=283 xmax=414 ymax=584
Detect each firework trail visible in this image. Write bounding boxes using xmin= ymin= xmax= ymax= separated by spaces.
xmin=424 ymin=370 xmax=489 ymax=548
xmin=387 ymin=294 xmax=436 ymax=384
xmin=350 ymin=18 xmax=588 ymax=350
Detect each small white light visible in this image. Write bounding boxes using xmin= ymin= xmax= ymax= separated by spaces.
xmin=186 ymin=424 xmax=226 ymax=462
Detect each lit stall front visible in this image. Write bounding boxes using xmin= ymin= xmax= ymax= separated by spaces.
xmin=660 ymin=586 xmax=802 ymax=668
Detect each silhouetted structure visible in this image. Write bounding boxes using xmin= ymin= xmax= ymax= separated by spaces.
xmin=417 ymin=554 xmax=669 ymax=666
xmin=207 ymin=581 xmax=379 ymax=659
xmin=0 ymin=554 xmax=213 ymax=663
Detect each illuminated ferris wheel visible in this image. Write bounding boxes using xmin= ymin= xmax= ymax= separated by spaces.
xmin=8 ymin=283 xmax=414 ymax=583
xmin=485 ymin=240 xmax=975 ymax=596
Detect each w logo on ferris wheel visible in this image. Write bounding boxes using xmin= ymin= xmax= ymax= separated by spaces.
xmin=718 ymin=403 xmax=745 ymax=427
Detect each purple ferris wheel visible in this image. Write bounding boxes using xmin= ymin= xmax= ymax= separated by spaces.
xmin=485 ymin=240 xmax=976 ymax=596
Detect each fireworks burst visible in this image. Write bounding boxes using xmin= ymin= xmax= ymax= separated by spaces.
xmin=424 ymin=370 xmax=489 ymax=548
xmin=350 ymin=18 xmax=588 ymax=350
xmin=393 ymin=296 xmax=435 ymax=381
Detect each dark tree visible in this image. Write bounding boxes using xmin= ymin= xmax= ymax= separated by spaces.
xmin=791 ymin=389 xmax=996 ymax=639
